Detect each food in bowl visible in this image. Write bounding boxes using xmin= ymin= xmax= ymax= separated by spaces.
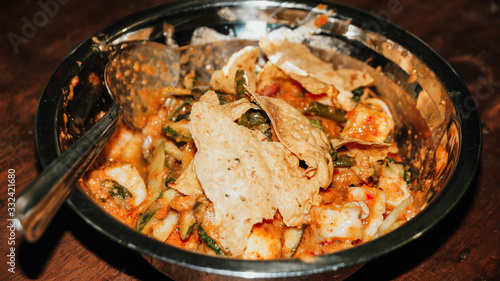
xmin=82 ymin=7 xmax=421 ymax=259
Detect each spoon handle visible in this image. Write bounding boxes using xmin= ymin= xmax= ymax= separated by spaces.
xmin=15 ymin=104 xmax=122 ymax=242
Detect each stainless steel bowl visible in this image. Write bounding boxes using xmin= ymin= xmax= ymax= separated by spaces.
xmin=34 ymin=0 xmax=481 ymax=280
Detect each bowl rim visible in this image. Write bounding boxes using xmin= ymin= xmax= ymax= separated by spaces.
xmin=34 ymin=0 xmax=482 ymax=278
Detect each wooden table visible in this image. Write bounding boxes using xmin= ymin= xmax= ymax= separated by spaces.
xmin=1 ymin=0 xmax=498 ymax=280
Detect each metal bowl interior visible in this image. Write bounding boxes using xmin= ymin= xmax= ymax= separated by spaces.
xmin=34 ymin=0 xmax=481 ymax=279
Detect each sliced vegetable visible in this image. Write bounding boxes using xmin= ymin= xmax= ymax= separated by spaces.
xmin=136 ymin=189 xmax=179 ymax=232
xmin=152 ymin=210 xmax=178 ymax=242
xmin=380 ymin=159 xmax=406 ymax=179
xmin=304 ymin=101 xmax=347 ymax=123
xmin=162 ymin=188 xmax=180 ymax=204
xmin=147 ymin=142 xmax=167 ymax=203
xmin=175 ymin=111 xmax=191 ymax=122
xmin=178 ymin=210 xmax=197 ymax=240
xmin=167 ymin=99 xmax=193 ymax=121
xmin=162 ymin=120 xmax=192 ymax=142
xmin=376 ymin=196 xmax=412 ymax=236
xmin=137 ymin=211 xmax=158 ymax=232
xmin=282 ymin=227 xmax=304 ymax=258
xmin=164 ymin=141 xmax=183 ymax=161
xmin=426 ymin=188 xmax=436 ymax=203
xmin=198 ymin=225 xmax=225 ymax=255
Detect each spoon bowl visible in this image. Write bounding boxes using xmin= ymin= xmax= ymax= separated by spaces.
xmin=105 ymin=41 xmax=180 ymax=129
xmin=15 ymin=41 xmax=180 ymax=242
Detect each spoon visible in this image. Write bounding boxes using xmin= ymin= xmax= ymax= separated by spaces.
xmin=15 ymin=41 xmax=180 ymax=242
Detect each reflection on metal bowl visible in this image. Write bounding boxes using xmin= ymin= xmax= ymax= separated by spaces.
xmin=34 ymin=0 xmax=481 ymax=280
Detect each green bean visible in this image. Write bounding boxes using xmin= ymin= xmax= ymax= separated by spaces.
xmin=235 ymin=69 xmax=249 ymax=100
xmin=304 ymin=101 xmax=347 ymax=123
